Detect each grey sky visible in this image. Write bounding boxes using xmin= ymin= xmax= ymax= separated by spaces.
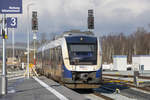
xmin=1 ymin=0 xmax=150 ymax=43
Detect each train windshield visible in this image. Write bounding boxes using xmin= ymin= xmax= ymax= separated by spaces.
xmin=68 ymin=43 xmax=97 ymax=65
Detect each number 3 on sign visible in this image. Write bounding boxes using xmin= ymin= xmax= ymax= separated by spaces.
xmin=11 ymin=18 xmax=16 ymax=27
xmin=6 ymin=17 xmax=17 ymax=28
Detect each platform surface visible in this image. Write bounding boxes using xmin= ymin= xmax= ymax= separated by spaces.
xmin=0 ymin=76 xmax=87 ymax=100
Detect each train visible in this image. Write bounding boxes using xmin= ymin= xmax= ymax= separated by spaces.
xmin=36 ymin=30 xmax=102 ymax=89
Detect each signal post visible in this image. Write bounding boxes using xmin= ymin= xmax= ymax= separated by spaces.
xmin=88 ymin=9 xmax=94 ymax=31
xmin=32 ymin=11 xmax=38 ymax=67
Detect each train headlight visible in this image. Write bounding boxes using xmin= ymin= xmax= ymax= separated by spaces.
xmin=72 ymin=66 xmax=75 ymax=71
xmin=94 ymin=66 xmax=97 ymax=70
xmin=80 ymin=37 xmax=83 ymax=41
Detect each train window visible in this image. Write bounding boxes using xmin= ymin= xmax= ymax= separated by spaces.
xmin=69 ymin=44 xmax=95 ymax=52
xmin=58 ymin=49 xmax=61 ymax=62
xmin=50 ymin=48 xmax=52 ymax=61
xmin=67 ymin=43 xmax=97 ymax=65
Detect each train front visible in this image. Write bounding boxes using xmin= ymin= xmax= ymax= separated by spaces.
xmin=62 ymin=35 xmax=102 ymax=89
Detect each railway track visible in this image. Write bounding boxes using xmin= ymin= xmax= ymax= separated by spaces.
xmin=74 ymin=83 xmax=137 ymax=100
xmin=93 ymin=92 xmax=114 ymax=100
xmin=74 ymin=89 xmax=114 ymax=100
xmin=100 ymin=81 xmax=150 ymax=100
xmin=103 ymin=74 xmax=150 ymax=79
xmin=103 ymin=76 xmax=150 ymax=92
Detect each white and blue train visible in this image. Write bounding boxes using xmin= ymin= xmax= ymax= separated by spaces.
xmin=36 ymin=30 xmax=102 ymax=89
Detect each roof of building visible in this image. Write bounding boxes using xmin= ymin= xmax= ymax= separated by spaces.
xmin=113 ymin=55 xmax=127 ymax=58
xmin=133 ymin=55 xmax=150 ymax=57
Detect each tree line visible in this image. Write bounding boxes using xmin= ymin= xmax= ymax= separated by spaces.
xmin=101 ymin=27 xmax=150 ymax=64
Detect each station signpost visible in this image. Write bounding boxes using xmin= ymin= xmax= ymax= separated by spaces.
xmin=7 ymin=17 xmax=17 ymax=28
xmin=0 ymin=0 xmax=22 ymax=14
xmin=0 ymin=0 xmax=22 ymax=95
xmin=7 ymin=17 xmax=17 ymax=72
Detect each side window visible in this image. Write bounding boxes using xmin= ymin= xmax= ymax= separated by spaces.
xmin=50 ymin=48 xmax=51 ymax=61
xmin=58 ymin=46 xmax=61 ymax=62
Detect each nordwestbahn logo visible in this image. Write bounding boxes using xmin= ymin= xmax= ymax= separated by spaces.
xmin=0 ymin=0 xmax=22 ymax=14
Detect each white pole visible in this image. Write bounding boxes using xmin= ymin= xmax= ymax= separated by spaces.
xmin=12 ymin=28 xmax=15 ymax=68
xmin=34 ymin=33 xmax=35 ymax=65
xmin=33 ymin=32 xmax=36 ymax=66
xmin=27 ymin=5 xmax=30 ymax=78
xmin=27 ymin=3 xmax=34 ymax=78
xmin=1 ymin=14 xmax=7 ymax=95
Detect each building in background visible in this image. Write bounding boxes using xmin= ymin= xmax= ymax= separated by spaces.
xmin=102 ymin=62 xmax=113 ymax=71
xmin=132 ymin=55 xmax=150 ymax=71
xmin=0 ymin=43 xmax=26 ymax=67
xmin=113 ymin=55 xmax=127 ymax=71
xmin=0 ymin=43 xmax=26 ymax=58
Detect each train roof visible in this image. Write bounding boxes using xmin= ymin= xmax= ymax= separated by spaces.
xmin=55 ymin=30 xmax=94 ymax=39
xmin=37 ymin=30 xmax=96 ymax=52
xmin=63 ymin=30 xmax=94 ymax=36
xmin=37 ymin=38 xmax=64 ymax=52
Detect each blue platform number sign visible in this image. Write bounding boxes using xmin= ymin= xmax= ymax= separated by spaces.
xmin=7 ymin=17 xmax=17 ymax=28
xmin=0 ymin=0 xmax=22 ymax=14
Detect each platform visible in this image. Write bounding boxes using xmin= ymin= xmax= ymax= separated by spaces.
xmin=0 ymin=76 xmax=86 ymax=100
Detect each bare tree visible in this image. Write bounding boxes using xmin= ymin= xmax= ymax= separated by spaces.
xmin=101 ymin=27 xmax=150 ymax=64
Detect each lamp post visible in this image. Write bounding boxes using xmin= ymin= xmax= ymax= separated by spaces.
xmin=27 ymin=3 xmax=34 ymax=78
